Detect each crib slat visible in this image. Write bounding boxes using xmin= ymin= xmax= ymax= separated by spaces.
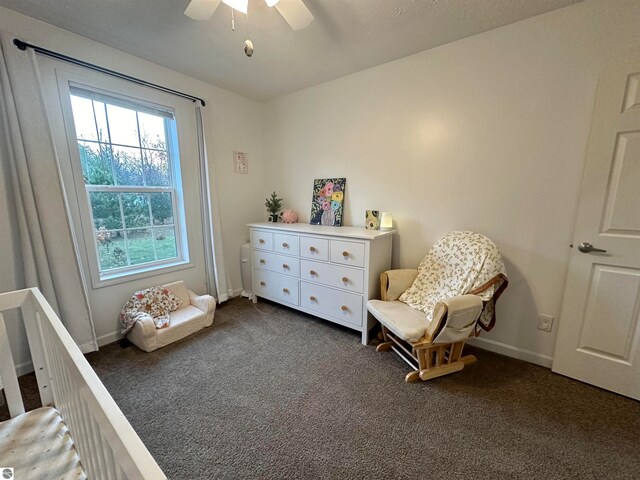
xmin=102 ymin=441 xmax=118 ymax=480
xmin=90 ymin=415 xmax=110 ymax=480
xmin=22 ymin=302 xmax=54 ymax=406
xmin=81 ymin=398 xmax=101 ymax=479
xmin=0 ymin=312 xmax=25 ymax=418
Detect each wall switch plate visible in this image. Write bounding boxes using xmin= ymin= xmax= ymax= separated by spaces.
xmin=537 ymin=314 xmax=554 ymax=332
xmin=233 ymin=151 xmax=248 ymax=174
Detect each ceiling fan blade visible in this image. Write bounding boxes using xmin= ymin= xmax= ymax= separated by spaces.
xmin=184 ymin=0 xmax=222 ymax=20
xmin=275 ymin=0 xmax=314 ymax=31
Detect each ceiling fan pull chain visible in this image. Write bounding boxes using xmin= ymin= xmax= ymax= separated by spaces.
xmin=231 ymin=8 xmax=235 ymax=31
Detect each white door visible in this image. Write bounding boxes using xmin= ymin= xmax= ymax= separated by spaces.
xmin=552 ymin=53 xmax=640 ymax=400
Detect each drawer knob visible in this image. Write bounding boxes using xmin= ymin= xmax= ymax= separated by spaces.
xmin=309 ymin=246 xmax=317 ymax=252
xmin=342 ymin=277 xmax=348 ymax=283
xmin=259 ymin=239 xmax=265 ymax=244
xmin=283 ymin=264 xmax=289 ymax=269
xmin=310 ymin=270 xmax=317 ymax=276
xmin=341 ymin=305 xmax=348 ymax=312
xmin=260 ymin=281 xmax=266 ymax=286
xmin=282 ymin=242 xmax=289 ymax=248
xmin=259 ymin=259 xmax=265 ymax=264
xmin=342 ymin=250 xmax=349 ymax=257
xmin=309 ymin=296 xmax=317 ymax=302
xmin=283 ymin=288 xmax=289 ymax=294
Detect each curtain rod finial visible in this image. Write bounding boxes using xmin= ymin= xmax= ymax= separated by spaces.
xmin=13 ymin=38 xmax=28 ymax=50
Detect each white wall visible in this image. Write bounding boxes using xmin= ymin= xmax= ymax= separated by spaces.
xmin=0 ymin=6 xmax=265 ymax=368
xmin=263 ymin=0 xmax=640 ymax=366
xmin=4 ymin=0 xmax=640 ymax=371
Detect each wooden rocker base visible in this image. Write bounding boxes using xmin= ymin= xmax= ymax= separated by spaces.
xmin=377 ymin=327 xmax=476 ymax=383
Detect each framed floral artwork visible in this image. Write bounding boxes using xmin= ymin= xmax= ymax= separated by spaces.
xmin=310 ymin=178 xmax=346 ymax=226
xmin=365 ymin=210 xmax=380 ymax=230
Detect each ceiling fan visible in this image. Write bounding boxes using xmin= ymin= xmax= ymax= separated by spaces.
xmin=184 ymin=0 xmax=314 ymax=31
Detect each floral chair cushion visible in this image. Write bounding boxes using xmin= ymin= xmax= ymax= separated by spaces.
xmin=119 ymin=286 xmax=182 ymax=334
xmin=399 ymin=231 xmax=508 ymax=331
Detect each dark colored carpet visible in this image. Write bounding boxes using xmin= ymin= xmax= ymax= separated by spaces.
xmin=3 ymin=297 xmax=639 ymax=479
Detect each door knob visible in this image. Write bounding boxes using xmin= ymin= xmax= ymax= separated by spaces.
xmin=578 ymin=242 xmax=607 ymax=254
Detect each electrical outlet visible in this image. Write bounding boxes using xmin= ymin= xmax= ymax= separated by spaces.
xmin=537 ymin=314 xmax=554 ymax=332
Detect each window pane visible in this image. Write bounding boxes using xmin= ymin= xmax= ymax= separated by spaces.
xmin=79 ymin=141 xmax=114 ymax=185
xmin=144 ymin=149 xmax=171 ymax=186
xmin=93 ymin=101 xmax=110 ymax=143
xmin=150 ymin=192 xmax=174 ymax=225
xmin=96 ymin=230 xmax=127 ymax=271
xmin=138 ymin=112 xmax=165 ymax=148
xmin=70 ymin=95 xmax=98 ymax=141
xmin=126 ymin=228 xmax=155 ymax=266
xmin=107 ymin=104 xmax=140 ymax=147
xmin=112 ymin=145 xmax=144 ymax=185
xmin=68 ymin=88 xmax=187 ymax=277
xmin=89 ymin=192 xmax=122 ymax=230
xmin=154 ymin=226 xmax=177 ymax=261
xmin=122 ymin=193 xmax=151 ymax=228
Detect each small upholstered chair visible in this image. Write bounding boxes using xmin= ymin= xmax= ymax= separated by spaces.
xmin=127 ymin=281 xmax=216 ymax=352
xmin=367 ymin=231 xmax=508 ymax=382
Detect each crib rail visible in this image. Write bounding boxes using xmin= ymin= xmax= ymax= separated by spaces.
xmin=0 ymin=288 xmax=166 ymax=480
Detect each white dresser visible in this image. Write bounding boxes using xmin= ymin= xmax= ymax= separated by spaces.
xmin=248 ymin=223 xmax=395 ymax=344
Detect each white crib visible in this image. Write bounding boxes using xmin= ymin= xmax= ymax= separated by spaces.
xmin=0 ymin=288 xmax=165 ymax=479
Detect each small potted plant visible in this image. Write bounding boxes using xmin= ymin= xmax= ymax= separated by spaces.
xmin=265 ymin=191 xmax=283 ymax=223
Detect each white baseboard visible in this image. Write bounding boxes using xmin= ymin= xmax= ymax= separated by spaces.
xmin=467 ymin=337 xmax=553 ymax=368
xmin=10 ymin=360 xmax=34 ymax=377
xmin=231 ymin=287 xmax=244 ymax=298
xmin=96 ymin=330 xmax=123 ymax=347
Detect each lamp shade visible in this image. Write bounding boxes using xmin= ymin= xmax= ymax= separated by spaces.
xmin=380 ymin=212 xmax=393 ymax=230
xmin=222 ymin=0 xmax=248 ymax=13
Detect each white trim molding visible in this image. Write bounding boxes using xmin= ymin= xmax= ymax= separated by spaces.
xmin=467 ymin=337 xmax=553 ymax=368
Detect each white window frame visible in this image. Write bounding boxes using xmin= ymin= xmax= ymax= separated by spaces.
xmin=60 ymin=81 xmax=192 ymax=288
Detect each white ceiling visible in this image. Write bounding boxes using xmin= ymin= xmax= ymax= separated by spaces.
xmin=0 ymin=0 xmax=578 ymax=100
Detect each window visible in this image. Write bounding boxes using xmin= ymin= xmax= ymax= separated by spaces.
xmin=68 ymin=87 xmax=187 ymax=278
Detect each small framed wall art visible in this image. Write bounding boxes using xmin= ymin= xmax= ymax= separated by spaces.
xmin=365 ymin=210 xmax=380 ymax=230
xmin=310 ymin=178 xmax=346 ymax=226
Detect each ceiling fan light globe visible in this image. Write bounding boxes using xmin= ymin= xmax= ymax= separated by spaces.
xmin=222 ymin=0 xmax=248 ymax=14
xmin=265 ymin=0 xmax=280 ymax=6
xmin=244 ymin=39 xmax=254 ymax=57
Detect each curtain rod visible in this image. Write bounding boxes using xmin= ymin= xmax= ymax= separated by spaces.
xmin=13 ymin=38 xmax=206 ymax=107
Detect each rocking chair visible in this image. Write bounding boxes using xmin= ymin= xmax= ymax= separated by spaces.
xmin=366 ymin=231 xmax=508 ymax=382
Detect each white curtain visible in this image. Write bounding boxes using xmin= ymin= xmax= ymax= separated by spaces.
xmin=196 ymin=105 xmax=232 ymax=302
xmin=0 ymin=32 xmax=97 ymax=351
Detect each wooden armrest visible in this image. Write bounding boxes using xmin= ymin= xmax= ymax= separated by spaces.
xmin=414 ymin=294 xmax=483 ymax=345
xmin=380 ymin=269 xmax=418 ymax=301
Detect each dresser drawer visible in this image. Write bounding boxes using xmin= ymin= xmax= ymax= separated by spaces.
xmin=274 ymin=233 xmax=299 ymax=256
xmin=300 ymin=259 xmax=364 ymax=294
xmin=251 ymin=230 xmax=273 ymax=251
xmin=253 ymin=269 xmax=299 ymax=306
xmin=300 ymin=236 xmax=329 ymax=261
xmin=253 ymin=250 xmax=300 ymax=277
xmin=330 ymin=239 xmax=365 ymax=267
xmin=300 ymin=282 xmax=363 ymax=327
